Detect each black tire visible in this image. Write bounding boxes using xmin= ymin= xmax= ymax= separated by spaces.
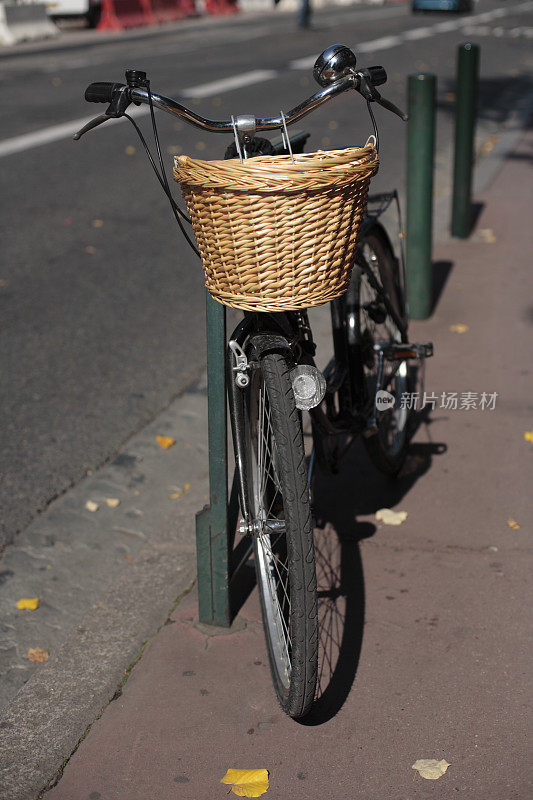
xmin=347 ymin=227 xmax=410 ymax=475
xmin=243 ymin=350 xmax=318 ymax=719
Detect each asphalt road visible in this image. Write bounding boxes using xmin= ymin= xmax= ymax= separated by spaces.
xmin=1 ymin=0 xmax=532 ymax=548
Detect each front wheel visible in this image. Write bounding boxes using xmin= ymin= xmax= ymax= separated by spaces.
xmin=243 ymin=350 xmax=318 ymax=719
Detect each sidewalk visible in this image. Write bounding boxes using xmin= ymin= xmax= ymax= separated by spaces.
xmin=3 ymin=128 xmax=532 ymax=799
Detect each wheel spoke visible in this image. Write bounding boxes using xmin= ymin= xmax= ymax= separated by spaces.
xmin=253 ymin=377 xmax=293 ymax=675
xmin=245 ymin=352 xmax=317 ymax=715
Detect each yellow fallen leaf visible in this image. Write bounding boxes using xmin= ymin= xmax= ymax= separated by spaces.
xmin=27 ymin=647 xmax=49 ymax=663
xmin=412 ymin=759 xmax=450 ymax=780
xmin=479 ymin=134 xmax=499 ymax=156
xmin=170 ymin=483 xmax=191 ymax=499
xmin=220 ymin=769 xmax=269 ymax=798
xmin=449 ymin=324 xmax=469 ymax=334
xmin=92 ymin=219 xmax=104 ymax=228
xmin=478 ymin=228 xmax=497 ymax=243
xmin=507 ymin=518 xmax=520 ymax=530
xmin=85 ymin=500 xmax=100 ymax=512
xmin=106 ymin=498 xmax=120 ymax=508
xmin=125 ymin=145 xmax=136 ymax=155
xmin=156 ymin=435 xmax=176 ymax=450
xmin=524 ymin=431 xmax=533 ymax=443
xmin=17 ymin=598 xmax=39 ymax=611
xmin=376 ymin=508 xmax=408 ymax=526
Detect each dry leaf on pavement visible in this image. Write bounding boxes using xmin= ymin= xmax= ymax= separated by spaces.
xmin=507 ymin=518 xmax=520 ymax=530
xmin=524 ymin=431 xmax=533 ymax=443
xmin=376 ymin=508 xmax=408 ymax=526
xmin=478 ymin=228 xmax=497 ymax=243
xmin=170 ymin=483 xmax=191 ymax=499
xmin=412 ymin=759 xmax=450 ymax=780
xmin=156 ymin=435 xmax=176 ymax=450
xmin=106 ymin=498 xmax=120 ymax=508
xmin=17 ymin=598 xmax=39 ymax=611
xmin=27 ymin=647 xmax=49 ymax=663
xmin=85 ymin=500 xmax=99 ymax=512
xmin=220 ymin=769 xmax=269 ymax=798
xmin=449 ymin=324 xmax=469 ymax=333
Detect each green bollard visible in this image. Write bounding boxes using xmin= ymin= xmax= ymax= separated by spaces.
xmin=195 ymin=290 xmax=230 ymax=627
xmin=451 ymin=42 xmax=480 ymax=239
xmin=406 ymin=72 xmax=436 ymax=320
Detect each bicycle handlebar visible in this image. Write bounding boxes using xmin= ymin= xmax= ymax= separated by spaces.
xmin=130 ymin=74 xmax=362 ymax=133
xmin=75 ymin=48 xmax=407 ymax=141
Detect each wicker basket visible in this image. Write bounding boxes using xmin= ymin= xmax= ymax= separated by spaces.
xmin=173 ymin=142 xmax=378 ymax=311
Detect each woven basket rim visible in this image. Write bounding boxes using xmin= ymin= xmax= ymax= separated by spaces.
xmin=176 ymin=142 xmax=375 ymax=168
xmin=174 ymin=143 xmax=378 ymax=192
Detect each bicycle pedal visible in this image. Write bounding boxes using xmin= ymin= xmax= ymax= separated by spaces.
xmin=374 ymin=342 xmax=433 ymax=360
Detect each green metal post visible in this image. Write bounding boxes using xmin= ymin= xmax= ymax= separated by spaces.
xmin=195 ymin=290 xmax=230 ymax=627
xmin=406 ymin=72 xmax=436 ymax=320
xmin=451 ymin=42 xmax=480 ymax=239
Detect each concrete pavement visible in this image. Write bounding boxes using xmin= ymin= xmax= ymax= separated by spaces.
xmin=3 ymin=126 xmax=528 ymax=799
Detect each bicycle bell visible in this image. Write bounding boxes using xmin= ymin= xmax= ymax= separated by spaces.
xmin=313 ymin=45 xmax=357 ymax=87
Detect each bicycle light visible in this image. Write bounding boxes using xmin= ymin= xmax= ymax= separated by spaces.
xmin=313 ymin=45 xmax=357 ymax=87
xmin=290 ymin=365 xmax=327 ymax=411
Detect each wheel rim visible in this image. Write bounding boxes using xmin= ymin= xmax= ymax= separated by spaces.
xmin=357 ymin=241 xmax=408 ymax=456
xmin=249 ymin=376 xmax=292 ymax=690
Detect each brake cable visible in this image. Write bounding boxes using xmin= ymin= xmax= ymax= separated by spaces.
xmin=124 ymin=81 xmax=200 ymax=259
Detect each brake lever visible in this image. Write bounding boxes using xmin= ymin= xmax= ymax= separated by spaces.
xmin=73 ymin=114 xmax=112 ymax=140
xmin=356 ymin=71 xmax=408 ymax=122
xmin=74 ymin=84 xmax=132 ymax=141
xmin=375 ymin=95 xmax=408 ymax=122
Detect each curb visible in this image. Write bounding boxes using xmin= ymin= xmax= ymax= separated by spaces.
xmin=0 ymin=385 xmax=209 ymax=799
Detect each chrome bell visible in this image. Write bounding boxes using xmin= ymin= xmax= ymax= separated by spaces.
xmin=313 ymin=45 xmax=357 ymax=88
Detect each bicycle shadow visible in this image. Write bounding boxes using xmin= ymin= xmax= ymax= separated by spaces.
xmin=227 ymin=396 xmax=446 ymax=723
xmin=299 ymin=414 xmax=446 ymax=725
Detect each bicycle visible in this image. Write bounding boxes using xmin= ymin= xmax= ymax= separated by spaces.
xmin=76 ymin=44 xmax=433 ymax=720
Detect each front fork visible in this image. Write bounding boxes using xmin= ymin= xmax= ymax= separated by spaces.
xmin=226 ymin=321 xmax=253 ymax=531
xmin=226 ymin=312 xmax=321 ymax=535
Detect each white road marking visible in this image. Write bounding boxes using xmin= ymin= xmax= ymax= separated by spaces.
xmin=0 ymin=116 xmax=106 ymax=158
xmin=403 ymin=27 xmax=433 ymax=41
xmin=358 ymin=35 xmax=403 ymax=53
xmin=180 ymin=69 xmax=278 ymax=99
xmin=0 ymin=71 xmax=277 ymax=157
xmin=0 ymin=105 xmax=148 ymax=158
xmin=2 ymin=1 xmax=532 ymax=158
xmin=289 ymin=0 xmax=533 ymax=68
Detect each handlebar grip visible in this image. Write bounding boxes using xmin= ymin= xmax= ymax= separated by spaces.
xmin=367 ymin=66 xmax=387 ymax=87
xmin=85 ymin=82 xmax=124 ymax=103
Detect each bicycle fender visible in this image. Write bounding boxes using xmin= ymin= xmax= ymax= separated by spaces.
xmin=250 ymin=334 xmax=293 ymax=359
